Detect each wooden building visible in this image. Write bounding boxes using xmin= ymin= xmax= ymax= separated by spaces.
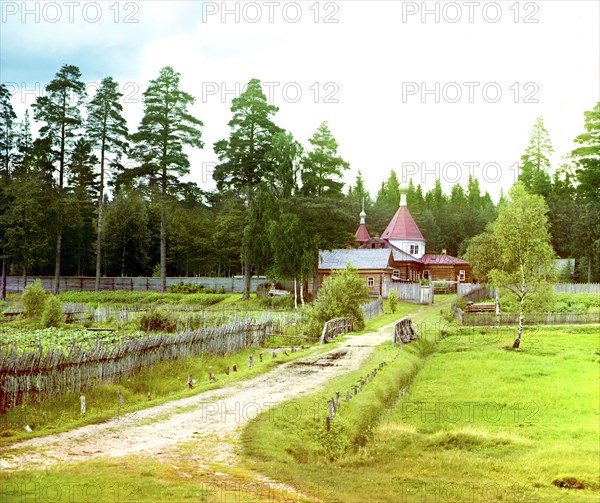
xmin=317 ymin=184 xmax=473 ymax=296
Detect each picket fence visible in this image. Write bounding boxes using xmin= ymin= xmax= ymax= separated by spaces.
xmin=59 ymin=302 xmax=303 ymax=330
xmin=0 ymin=320 xmax=273 ymax=412
xmin=452 ymin=285 xmax=599 ymax=326
xmin=361 ymin=297 xmax=383 ymax=320
xmin=552 ymin=283 xmax=600 ymax=295
xmin=462 ymin=311 xmax=600 ymax=326
xmin=4 ymin=276 xmax=268 ymax=294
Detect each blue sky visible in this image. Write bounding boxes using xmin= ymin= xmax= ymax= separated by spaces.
xmin=1 ymin=1 xmax=598 ymax=201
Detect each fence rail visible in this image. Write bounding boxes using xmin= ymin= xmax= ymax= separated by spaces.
xmin=392 ymin=317 xmax=419 ymax=346
xmin=552 ymin=283 xmax=600 ymax=295
xmin=320 ymin=318 xmax=353 ymax=345
xmin=4 ymin=276 xmax=268 ymax=294
xmin=0 ymin=320 xmax=273 ymax=412
xmin=462 ymin=311 xmax=600 ymax=326
xmin=361 ymin=297 xmax=383 ymax=321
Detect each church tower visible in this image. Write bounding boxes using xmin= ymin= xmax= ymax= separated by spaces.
xmin=354 ymin=202 xmax=371 ymax=245
xmin=381 ymin=183 xmax=426 ymax=258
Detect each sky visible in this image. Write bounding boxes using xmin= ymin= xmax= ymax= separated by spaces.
xmin=1 ymin=0 xmax=598 ymax=202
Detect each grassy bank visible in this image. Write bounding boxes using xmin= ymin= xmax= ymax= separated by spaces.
xmin=242 ymin=322 xmax=600 ymax=502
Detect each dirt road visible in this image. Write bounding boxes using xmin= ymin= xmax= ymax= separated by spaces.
xmin=0 ymin=328 xmax=392 ymax=472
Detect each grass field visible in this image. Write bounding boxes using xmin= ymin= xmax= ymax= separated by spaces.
xmin=243 ymin=323 xmax=600 ymax=502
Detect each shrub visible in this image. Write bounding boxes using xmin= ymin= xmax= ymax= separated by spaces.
xmin=388 ymin=290 xmax=399 ymax=314
xmin=168 ymin=282 xmax=205 ymax=294
xmin=258 ymin=294 xmax=295 ymax=310
xmin=41 ymin=295 xmax=64 ymax=328
xmin=22 ymin=279 xmax=47 ymax=319
xmin=304 ymin=265 xmax=370 ymax=340
xmin=139 ymin=309 xmax=176 ymax=333
xmin=455 ymin=297 xmax=468 ymax=310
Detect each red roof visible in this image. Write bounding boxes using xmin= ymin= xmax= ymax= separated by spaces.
xmin=381 ymin=206 xmax=425 ymax=242
xmin=355 ymin=223 xmax=371 ymax=243
xmin=422 ymin=253 xmax=469 ymax=265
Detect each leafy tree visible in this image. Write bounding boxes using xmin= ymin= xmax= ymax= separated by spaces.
xmin=103 ymin=191 xmax=151 ymax=277
xmin=388 ymin=289 xmax=399 ymax=314
xmin=304 ymin=265 xmax=370 ymax=340
xmin=519 ymin=116 xmax=553 ymax=196
xmin=213 ymin=78 xmax=281 ymax=299
xmin=87 ymin=77 xmax=129 ymax=289
xmin=463 ymin=225 xmax=502 ymax=283
xmin=32 ymin=64 xmax=86 ymax=293
xmin=468 ymin=183 xmax=555 ymax=349
xmin=265 ymin=131 xmax=303 ymax=199
xmin=301 ymin=121 xmax=349 ymax=197
xmin=571 ymin=102 xmax=600 ymax=282
xmin=41 ymin=295 xmax=64 ymax=327
xmin=22 ymin=279 xmax=47 ymax=318
xmin=130 ymin=66 xmax=204 ymax=291
xmin=210 ymin=192 xmax=245 ymax=277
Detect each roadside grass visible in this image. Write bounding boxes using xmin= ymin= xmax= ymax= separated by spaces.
xmin=0 ymin=453 xmax=320 ymax=503
xmin=242 ymin=321 xmax=600 ymax=502
xmin=0 ymin=457 xmax=209 ymax=503
xmin=0 ymin=342 xmax=327 ymax=447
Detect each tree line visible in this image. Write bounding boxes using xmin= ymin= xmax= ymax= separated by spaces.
xmin=0 ymin=64 xmax=597 ymax=299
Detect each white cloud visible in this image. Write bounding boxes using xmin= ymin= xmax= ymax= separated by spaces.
xmin=3 ymin=0 xmax=599 ymax=201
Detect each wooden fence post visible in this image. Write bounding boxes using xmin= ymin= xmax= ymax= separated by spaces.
xmin=225 ymin=366 xmax=230 ymax=375
xmin=80 ymin=395 xmax=86 ymax=415
xmin=118 ymin=388 xmax=123 ymax=407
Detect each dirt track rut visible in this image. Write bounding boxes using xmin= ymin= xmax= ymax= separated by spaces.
xmin=0 ymin=329 xmax=391 ymax=471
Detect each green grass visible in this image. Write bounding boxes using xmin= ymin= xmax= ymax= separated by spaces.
xmin=0 ymin=457 xmax=211 ymax=503
xmin=242 ymin=322 xmax=600 ymax=502
xmin=58 ymin=290 xmax=232 ymax=306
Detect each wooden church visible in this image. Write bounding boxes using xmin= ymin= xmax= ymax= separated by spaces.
xmin=317 ymin=183 xmax=473 ymax=297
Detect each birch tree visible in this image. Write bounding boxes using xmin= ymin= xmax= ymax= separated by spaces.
xmin=484 ymin=183 xmax=555 ymax=349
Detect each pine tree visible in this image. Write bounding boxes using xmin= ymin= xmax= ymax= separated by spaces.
xmin=130 ymin=67 xmax=204 ymax=292
xmin=32 ymin=64 xmax=86 ymax=293
xmin=0 ymin=84 xmax=17 ymax=298
xmin=65 ymin=139 xmax=99 ymax=275
xmin=571 ymin=102 xmax=600 ymax=282
xmin=213 ymin=78 xmax=281 ymax=299
xmin=519 ymin=116 xmax=553 ymax=196
xmin=300 ymin=121 xmax=349 ymax=197
xmin=87 ymin=77 xmax=129 ymax=289
xmin=0 ymin=84 xmax=17 ymax=179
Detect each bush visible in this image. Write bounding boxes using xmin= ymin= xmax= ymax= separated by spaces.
xmin=388 ymin=290 xmax=399 ymax=314
xmin=168 ymin=282 xmax=205 ymax=294
xmin=304 ymin=266 xmax=370 ymax=340
xmin=455 ymin=297 xmax=468 ymax=310
xmin=22 ymin=279 xmax=47 ymax=319
xmin=258 ymin=294 xmax=295 ymax=310
xmin=41 ymin=295 xmax=64 ymax=328
xmin=139 ymin=309 xmax=176 ymax=333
